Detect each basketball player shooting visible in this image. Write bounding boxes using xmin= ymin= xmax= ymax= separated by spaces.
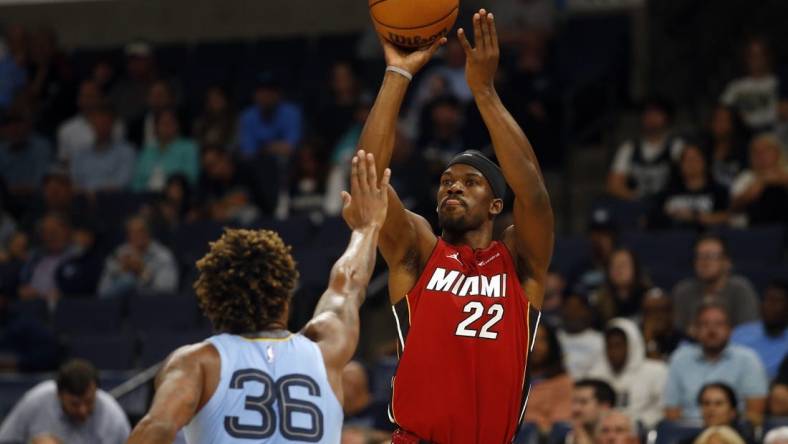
xmin=127 ymin=152 xmax=390 ymax=443
xmin=355 ymin=9 xmax=555 ymax=444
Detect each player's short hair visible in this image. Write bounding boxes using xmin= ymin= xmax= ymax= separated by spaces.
xmin=575 ymin=379 xmax=616 ymax=407
xmin=194 ymin=228 xmax=299 ymax=334
xmin=57 ymin=359 xmax=99 ymax=396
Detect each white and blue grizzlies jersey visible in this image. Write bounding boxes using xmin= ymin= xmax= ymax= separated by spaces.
xmin=184 ymin=332 xmax=342 ymax=444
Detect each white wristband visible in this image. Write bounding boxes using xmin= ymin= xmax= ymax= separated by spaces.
xmin=386 ymin=65 xmax=413 ymax=81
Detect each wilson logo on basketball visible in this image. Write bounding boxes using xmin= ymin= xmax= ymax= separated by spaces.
xmin=387 ymin=28 xmax=447 ymax=47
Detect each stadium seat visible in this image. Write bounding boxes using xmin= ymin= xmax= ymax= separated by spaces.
xmin=0 ymin=375 xmax=47 ymax=418
xmin=621 ymin=230 xmax=696 ymax=272
xmin=255 ymin=215 xmax=313 ymax=248
xmin=590 ymin=197 xmax=651 ymax=231
xmin=139 ymin=330 xmax=211 ymax=367
xmin=552 ymin=236 xmax=592 ymax=279
xmin=54 ymin=298 xmax=124 ymax=334
xmin=8 ymin=299 xmax=49 ymax=323
xmin=94 ymin=191 xmax=153 ymax=232
xmin=313 ymin=216 xmax=350 ymax=247
xmin=514 ymin=422 xmax=539 ymax=444
xmin=764 ymin=417 xmax=788 ymax=436
xmin=548 ymin=422 xmax=572 ymax=444
xmin=718 ymin=225 xmax=786 ymax=264
xmin=735 ymin=262 xmax=788 ymax=294
xmin=654 ymin=420 xmax=703 ymax=444
xmin=128 ymin=293 xmax=201 ymax=332
xmin=68 ymin=334 xmax=136 ymax=370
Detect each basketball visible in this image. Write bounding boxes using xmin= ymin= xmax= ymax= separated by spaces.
xmin=369 ymin=0 xmax=459 ymax=48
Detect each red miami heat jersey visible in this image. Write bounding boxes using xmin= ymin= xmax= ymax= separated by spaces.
xmin=389 ymin=238 xmax=540 ymax=444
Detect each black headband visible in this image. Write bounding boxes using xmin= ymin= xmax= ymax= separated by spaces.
xmin=446 ymin=150 xmax=507 ymax=199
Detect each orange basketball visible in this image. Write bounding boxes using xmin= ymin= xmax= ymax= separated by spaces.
xmin=370 ymin=0 xmax=459 ymax=49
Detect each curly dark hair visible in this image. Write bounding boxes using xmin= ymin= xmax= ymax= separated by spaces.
xmin=194 ymin=228 xmax=299 ymax=334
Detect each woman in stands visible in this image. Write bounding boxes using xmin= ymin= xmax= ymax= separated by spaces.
xmin=704 ymin=105 xmax=748 ymax=188
xmin=651 ymin=143 xmax=730 ymax=230
xmin=680 ymin=383 xmax=754 ymax=444
xmin=591 ymin=248 xmax=653 ymax=323
xmin=730 ymin=134 xmax=788 ymax=226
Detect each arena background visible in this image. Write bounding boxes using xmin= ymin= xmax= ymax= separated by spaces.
xmin=0 ymin=0 xmax=786 ymax=442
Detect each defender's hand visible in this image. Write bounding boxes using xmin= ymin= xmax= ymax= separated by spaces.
xmin=380 ymin=36 xmax=447 ymax=77
xmin=458 ymin=9 xmax=500 ymax=94
xmin=341 ymin=150 xmax=391 ymax=230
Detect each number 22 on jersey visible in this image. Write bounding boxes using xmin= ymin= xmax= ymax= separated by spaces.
xmin=455 ymin=301 xmax=504 ymax=339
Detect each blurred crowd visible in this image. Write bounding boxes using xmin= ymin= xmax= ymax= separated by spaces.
xmin=0 ymin=2 xmax=787 ymax=443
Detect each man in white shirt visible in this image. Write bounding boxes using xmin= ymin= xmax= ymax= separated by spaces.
xmin=720 ymin=37 xmax=779 ymax=133
xmin=57 ymin=80 xmax=125 ymax=162
xmin=0 ymin=359 xmax=130 ymax=444
xmin=607 ymin=99 xmax=684 ymax=200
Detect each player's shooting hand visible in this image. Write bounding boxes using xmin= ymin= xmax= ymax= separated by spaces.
xmin=380 ymin=35 xmax=447 ymax=77
xmin=341 ymin=150 xmax=391 ymax=230
xmin=458 ymin=9 xmax=499 ymax=94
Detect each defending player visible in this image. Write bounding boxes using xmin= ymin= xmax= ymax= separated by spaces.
xmin=353 ymin=8 xmax=554 ymax=443
xmin=127 ymin=151 xmax=390 ymax=443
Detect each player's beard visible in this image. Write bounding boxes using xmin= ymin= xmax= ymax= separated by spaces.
xmin=438 ymin=208 xmax=482 ymax=235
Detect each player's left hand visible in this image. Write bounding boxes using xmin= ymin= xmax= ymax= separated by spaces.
xmin=458 ymin=9 xmax=500 ymax=94
xmin=341 ymin=150 xmax=391 ymax=230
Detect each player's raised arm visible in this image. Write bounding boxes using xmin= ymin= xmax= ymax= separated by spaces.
xmin=359 ymin=38 xmax=443 ymax=278
xmin=458 ymin=9 xmax=554 ymax=308
xmin=127 ymin=344 xmax=217 ymax=444
xmin=302 ymin=151 xmax=389 ymax=400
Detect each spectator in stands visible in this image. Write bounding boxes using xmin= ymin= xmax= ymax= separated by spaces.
xmin=558 ymin=294 xmax=604 ymax=379
xmin=640 ymin=289 xmax=686 ymax=361
xmin=692 ymin=426 xmax=746 ymax=444
xmin=128 ymin=79 xmax=177 ymax=148
xmin=89 ymin=59 xmax=116 ymax=94
xmin=144 ymin=174 xmax=196 ymax=236
xmin=651 ymin=144 xmax=731 ymax=230
xmin=495 ymin=0 xmax=556 ymax=42
xmin=132 ymin=109 xmax=198 ymax=191
xmin=26 ymin=27 xmax=75 ymax=139
xmin=238 ymin=72 xmax=303 ymax=160
xmin=0 ymin=25 xmax=27 ymax=111
xmin=720 ymin=37 xmax=778 ymax=134
xmin=672 ymin=234 xmax=759 ymax=332
xmin=69 ymin=106 xmax=136 ymax=193
xmin=765 ymin=428 xmax=788 ymax=444
xmin=312 ymin=61 xmax=362 ymax=154
xmin=591 ymin=248 xmax=653 ymax=323
xmin=57 ymin=80 xmax=126 ymax=162
xmin=567 ymin=379 xmax=616 ymax=444
xmin=664 ymin=303 xmax=768 ymax=424
xmin=574 ymin=209 xmax=618 ymax=295
xmin=98 ymin=215 xmax=177 ymax=298
xmin=705 ymin=105 xmax=747 ymax=188
xmin=0 ymin=108 xmax=52 ymax=197
xmin=731 ymin=280 xmax=788 ymax=379
xmin=770 ymin=382 xmax=788 ymax=417
xmin=730 ymin=134 xmax=788 ymax=226
xmin=197 ymin=145 xmax=271 ymax=223
xmin=414 ymin=38 xmax=472 ymax=104
xmin=109 ymin=41 xmax=157 ymax=123
xmin=506 ymin=30 xmax=563 ymax=170
xmin=588 ymin=318 xmax=668 ymax=428
xmin=20 ymin=167 xmax=92 ymax=234
xmin=281 ymin=141 xmax=328 ymax=220
xmin=18 ymin=213 xmax=77 ymax=304
xmin=0 ymin=231 xmax=28 ymax=302
xmin=679 ymin=383 xmax=752 ymax=444
xmin=607 ymin=98 xmax=684 ymax=201
xmin=54 ymin=220 xmax=102 ymax=298
xmin=524 ymin=323 xmax=573 ymax=435
xmin=342 ymin=361 xmax=393 ymax=433
xmin=418 ymin=95 xmax=465 ymax=177
xmin=595 ymin=410 xmax=640 ymax=444
xmin=0 ymin=359 xmax=130 ymax=443
xmin=540 ymin=267 xmax=566 ymax=328
xmin=192 ymin=85 xmax=236 ymax=150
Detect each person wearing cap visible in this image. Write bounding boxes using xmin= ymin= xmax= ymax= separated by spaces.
xmin=346 ymin=10 xmax=554 ymax=444
xmin=109 ymin=41 xmax=157 ymax=123
xmin=237 ymin=71 xmax=303 ymax=160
